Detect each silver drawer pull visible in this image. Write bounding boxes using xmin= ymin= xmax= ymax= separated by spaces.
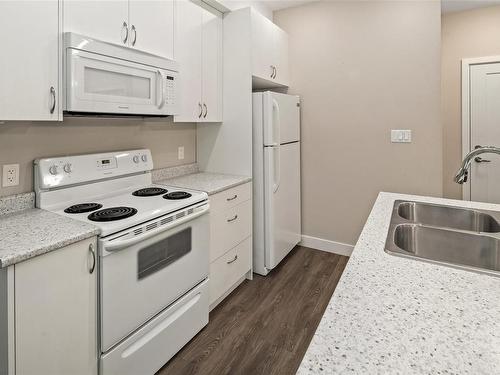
xmin=227 ymin=214 xmax=238 ymax=223
xmin=226 ymin=194 xmax=238 ymax=201
xmin=88 ymin=243 xmax=96 ymax=274
xmin=226 ymin=255 xmax=238 ymax=264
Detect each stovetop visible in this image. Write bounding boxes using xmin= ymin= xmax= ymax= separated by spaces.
xmin=46 ymin=184 xmax=207 ymax=237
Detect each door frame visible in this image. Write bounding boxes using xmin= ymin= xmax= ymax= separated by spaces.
xmin=461 ymin=55 xmax=500 ymax=200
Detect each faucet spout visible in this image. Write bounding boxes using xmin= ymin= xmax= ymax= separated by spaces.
xmin=454 ymin=146 xmax=500 ymax=184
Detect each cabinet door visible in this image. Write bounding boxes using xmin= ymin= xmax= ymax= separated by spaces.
xmin=64 ymin=1 xmax=129 ymax=46
xmin=273 ymin=27 xmax=289 ymax=86
xmin=129 ymin=0 xmax=174 ymax=58
xmin=174 ymin=0 xmax=203 ymax=123
xmin=251 ymin=10 xmax=275 ymax=81
xmin=15 ymin=238 xmax=97 ymax=375
xmin=201 ymin=7 xmax=223 ymax=122
xmin=0 ymin=1 xmax=60 ymax=121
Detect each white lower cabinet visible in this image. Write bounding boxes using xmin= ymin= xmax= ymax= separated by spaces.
xmin=209 ymin=183 xmax=252 ymax=308
xmin=14 ymin=238 xmax=98 ymax=375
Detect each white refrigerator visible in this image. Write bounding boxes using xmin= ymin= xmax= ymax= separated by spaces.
xmin=252 ymin=91 xmax=301 ymax=276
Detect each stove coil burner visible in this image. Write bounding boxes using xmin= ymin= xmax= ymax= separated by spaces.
xmin=132 ymin=187 xmax=168 ymax=197
xmin=163 ymin=191 xmax=192 ymax=200
xmin=88 ymin=207 xmax=138 ymax=222
xmin=64 ymin=203 xmax=103 ymax=214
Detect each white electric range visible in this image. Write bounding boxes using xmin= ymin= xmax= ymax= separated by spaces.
xmin=34 ymin=149 xmax=210 ymax=375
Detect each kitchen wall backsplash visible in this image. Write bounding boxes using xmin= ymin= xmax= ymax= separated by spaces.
xmin=0 ymin=117 xmax=196 ymax=197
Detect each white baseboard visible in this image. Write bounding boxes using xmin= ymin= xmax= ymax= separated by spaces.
xmin=300 ymin=235 xmax=354 ymax=257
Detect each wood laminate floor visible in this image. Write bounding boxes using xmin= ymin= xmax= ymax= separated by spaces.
xmin=157 ymin=246 xmax=349 ymax=375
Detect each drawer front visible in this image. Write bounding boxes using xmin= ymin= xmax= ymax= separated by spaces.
xmin=210 ymin=182 xmax=252 ymax=212
xmin=209 ymin=237 xmax=252 ymax=305
xmin=210 ymin=199 xmax=252 ymax=262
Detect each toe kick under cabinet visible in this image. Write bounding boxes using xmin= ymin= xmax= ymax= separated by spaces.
xmin=209 ymin=183 xmax=252 ymax=309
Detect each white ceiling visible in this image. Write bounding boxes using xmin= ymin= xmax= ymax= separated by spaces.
xmin=441 ymin=0 xmax=500 ymax=13
xmin=257 ymin=0 xmax=500 ymax=14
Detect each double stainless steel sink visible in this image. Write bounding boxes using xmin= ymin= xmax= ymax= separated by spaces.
xmin=385 ymin=200 xmax=500 ymax=276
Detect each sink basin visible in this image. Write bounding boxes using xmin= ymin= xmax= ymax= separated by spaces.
xmin=397 ymin=201 xmax=500 ymax=233
xmin=391 ymin=224 xmax=500 ymax=272
xmin=385 ymin=200 xmax=500 ymax=276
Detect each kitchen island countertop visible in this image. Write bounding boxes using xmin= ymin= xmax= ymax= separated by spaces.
xmin=298 ymin=192 xmax=500 ymax=374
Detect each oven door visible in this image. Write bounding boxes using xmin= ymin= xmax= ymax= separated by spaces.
xmin=99 ymin=206 xmax=209 ymax=352
xmin=65 ymin=48 xmax=178 ymax=116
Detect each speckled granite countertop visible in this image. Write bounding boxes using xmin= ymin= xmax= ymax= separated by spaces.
xmin=157 ymin=172 xmax=251 ymax=195
xmin=298 ymin=192 xmax=500 ymax=375
xmin=0 ymin=209 xmax=99 ymax=268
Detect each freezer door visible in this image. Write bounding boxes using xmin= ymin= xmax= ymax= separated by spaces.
xmin=263 ymin=142 xmax=301 ymax=270
xmin=263 ymin=92 xmax=300 ymax=146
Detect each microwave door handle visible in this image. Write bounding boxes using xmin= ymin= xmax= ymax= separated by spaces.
xmin=156 ymin=70 xmax=166 ymax=109
xmin=103 ymin=205 xmax=209 ymax=253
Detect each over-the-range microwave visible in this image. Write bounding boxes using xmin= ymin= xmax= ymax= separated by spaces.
xmin=64 ymin=33 xmax=179 ymax=117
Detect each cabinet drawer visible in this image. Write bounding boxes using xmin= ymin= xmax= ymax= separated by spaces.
xmin=209 ymin=237 xmax=252 ymax=305
xmin=209 ymin=182 xmax=252 ymax=212
xmin=210 ymin=199 xmax=252 ymax=262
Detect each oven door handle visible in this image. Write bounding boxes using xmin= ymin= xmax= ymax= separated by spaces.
xmin=103 ymin=205 xmax=209 ymax=253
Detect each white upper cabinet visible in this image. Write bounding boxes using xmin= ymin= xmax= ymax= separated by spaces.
xmin=251 ymin=10 xmax=289 ymax=87
xmin=0 ymin=0 xmax=60 ymax=121
xmin=175 ymin=1 xmax=222 ymax=123
xmin=129 ymin=0 xmax=174 ymax=59
xmin=64 ymin=0 xmax=174 ymax=59
xmin=63 ymin=1 xmax=129 ymax=46
xmin=201 ymin=7 xmax=223 ymax=122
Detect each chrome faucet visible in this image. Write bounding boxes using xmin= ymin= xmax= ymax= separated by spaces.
xmin=454 ymin=146 xmax=500 ymax=184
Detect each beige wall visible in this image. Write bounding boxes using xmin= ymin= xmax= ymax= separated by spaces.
xmin=0 ymin=117 xmax=196 ymax=197
xmin=442 ymin=5 xmax=500 ymax=199
xmin=274 ymin=0 xmax=442 ymax=245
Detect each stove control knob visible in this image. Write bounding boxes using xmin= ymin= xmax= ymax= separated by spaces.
xmin=141 ymin=155 xmax=148 ymax=162
xmin=49 ymin=165 xmax=59 ymax=175
xmin=133 ymin=155 xmax=140 ymax=164
xmin=63 ymin=163 xmax=72 ymax=174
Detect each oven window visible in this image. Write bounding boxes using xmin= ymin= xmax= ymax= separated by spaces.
xmin=84 ymin=67 xmax=151 ymax=99
xmin=137 ymin=228 xmax=192 ymax=280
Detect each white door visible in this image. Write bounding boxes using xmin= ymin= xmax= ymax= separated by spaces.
xmin=15 ymin=238 xmax=97 ymax=375
xmin=174 ymin=0 xmax=203 ymax=122
xmin=129 ymin=0 xmax=174 ymax=58
xmin=264 ymin=142 xmax=301 ymax=269
xmin=469 ymin=63 xmax=500 ymax=203
xmin=64 ymin=0 xmax=129 ymax=46
xmin=251 ymin=10 xmax=275 ymax=81
xmin=0 ymin=0 xmax=60 ymax=121
xmin=201 ymin=7 xmax=223 ymax=122
xmin=274 ymin=27 xmax=289 ymax=86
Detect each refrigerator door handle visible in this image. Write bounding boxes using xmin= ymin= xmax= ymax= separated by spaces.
xmin=272 ymin=98 xmax=281 ymax=146
xmin=273 ymin=145 xmax=281 ymax=193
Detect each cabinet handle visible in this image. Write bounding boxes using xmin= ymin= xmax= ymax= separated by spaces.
xmin=270 ymin=65 xmax=274 ymax=78
xmin=88 ymin=243 xmax=96 ymax=274
xmin=131 ymin=25 xmax=137 ymax=46
xmin=203 ymin=103 xmax=208 ymax=118
xmin=122 ymin=21 xmax=129 ymax=44
xmin=226 ymin=194 xmax=238 ymax=201
xmin=49 ymin=86 xmax=56 ymax=114
xmin=227 ymin=214 xmax=238 ymax=223
xmin=273 ymin=66 xmax=277 ymax=79
xmin=226 ymin=254 xmax=238 ymax=264
xmin=198 ymin=103 xmax=203 ymax=118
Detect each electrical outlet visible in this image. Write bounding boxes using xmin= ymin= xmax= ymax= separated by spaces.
xmin=391 ymin=129 xmax=412 ymax=143
xmin=2 ymin=164 xmax=19 ymax=187
xmin=178 ymin=146 xmax=185 ymax=160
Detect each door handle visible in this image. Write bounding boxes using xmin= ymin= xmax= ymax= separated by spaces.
xmin=270 ymin=65 xmax=274 ymax=78
xmin=203 ymin=103 xmax=208 ymax=118
xmin=227 ymin=214 xmax=238 ymax=223
xmin=475 ymin=157 xmax=491 ymax=163
xmin=88 ymin=243 xmax=96 ymax=274
xmin=226 ymin=255 xmax=238 ymax=264
xmin=49 ymin=86 xmax=56 ymax=114
xmin=273 ymin=66 xmax=277 ymax=79
xmin=131 ymin=25 xmax=137 ymax=46
xmin=198 ymin=103 xmax=203 ymax=118
xmin=122 ymin=21 xmax=129 ymax=44
xmin=156 ymin=70 xmax=166 ymax=109
xmin=226 ymin=194 xmax=238 ymax=201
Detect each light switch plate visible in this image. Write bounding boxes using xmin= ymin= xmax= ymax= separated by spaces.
xmin=391 ymin=130 xmax=412 ymax=143
xmin=178 ymin=146 xmax=185 ymax=160
xmin=2 ymin=164 xmax=19 ymax=187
